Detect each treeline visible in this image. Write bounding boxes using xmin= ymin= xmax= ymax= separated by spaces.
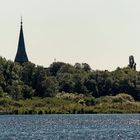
xmin=0 ymin=56 xmax=140 ymax=100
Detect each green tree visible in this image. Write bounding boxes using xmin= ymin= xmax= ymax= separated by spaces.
xmin=36 ymin=76 xmax=58 ymax=97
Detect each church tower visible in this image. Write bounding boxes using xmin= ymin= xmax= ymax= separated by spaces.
xmin=15 ymin=18 xmax=29 ymax=63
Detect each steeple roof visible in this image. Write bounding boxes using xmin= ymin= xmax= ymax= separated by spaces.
xmin=15 ymin=18 xmax=29 ymax=63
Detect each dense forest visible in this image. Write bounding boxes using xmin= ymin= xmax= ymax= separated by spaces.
xmin=0 ymin=56 xmax=140 ymax=101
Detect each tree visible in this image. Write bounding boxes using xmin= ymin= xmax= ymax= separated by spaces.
xmin=22 ymin=85 xmax=34 ymax=99
xmin=21 ymin=62 xmax=35 ymax=85
xmin=35 ymin=76 xmax=58 ymax=97
xmin=82 ymin=63 xmax=91 ymax=72
xmin=58 ymin=73 xmax=75 ymax=93
xmin=84 ymin=79 xmax=98 ymax=97
xmin=129 ymin=55 xmax=136 ymax=70
xmin=49 ymin=62 xmax=65 ymax=76
xmin=73 ymin=74 xmax=87 ymax=94
xmin=6 ymin=81 xmax=23 ymax=100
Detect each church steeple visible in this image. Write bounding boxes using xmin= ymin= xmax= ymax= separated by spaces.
xmin=21 ymin=16 xmax=23 ymax=27
xmin=15 ymin=18 xmax=29 ymax=63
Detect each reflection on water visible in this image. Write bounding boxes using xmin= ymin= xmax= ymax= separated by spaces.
xmin=0 ymin=114 xmax=140 ymax=140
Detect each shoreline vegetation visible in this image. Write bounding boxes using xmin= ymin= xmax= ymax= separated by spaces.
xmin=0 ymin=93 xmax=140 ymax=114
xmin=1 ymin=56 xmax=140 ymax=114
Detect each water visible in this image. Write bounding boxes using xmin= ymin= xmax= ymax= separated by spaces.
xmin=0 ymin=114 xmax=140 ymax=140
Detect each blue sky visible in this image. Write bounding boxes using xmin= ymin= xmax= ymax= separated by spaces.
xmin=0 ymin=0 xmax=140 ymax=70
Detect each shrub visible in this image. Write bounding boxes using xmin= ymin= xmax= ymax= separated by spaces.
xmin=112 ymin=93 xmax=135 ymax=103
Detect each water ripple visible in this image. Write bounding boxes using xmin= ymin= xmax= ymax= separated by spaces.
xmin=0 ymin=114 xmax=140 ymax=139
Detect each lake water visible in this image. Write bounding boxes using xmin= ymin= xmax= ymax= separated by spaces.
xmin=0 ymin=114 xmax=140 ymax=140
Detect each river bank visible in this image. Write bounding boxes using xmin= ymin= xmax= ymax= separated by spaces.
xmin=0 ymin=93 xmax=140 ymax=114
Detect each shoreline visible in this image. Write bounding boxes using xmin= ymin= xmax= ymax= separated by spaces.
xmin=0 ymin=93 xmax=140 ymax=115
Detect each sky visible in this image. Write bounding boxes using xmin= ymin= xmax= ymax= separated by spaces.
xmin=0 ymin=0 xmax=140 ymax=70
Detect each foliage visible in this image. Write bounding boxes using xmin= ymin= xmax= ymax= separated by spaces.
xmin=1 ymin=56 xmax=140 ymax=102
xmin=0 ymin=94 xmax=139 ymax=114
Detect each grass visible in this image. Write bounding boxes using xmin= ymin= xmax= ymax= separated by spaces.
xmin=0 ymin=93 xmax=140 ymax=114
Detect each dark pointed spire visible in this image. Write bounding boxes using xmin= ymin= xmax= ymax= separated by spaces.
xmin=15 ymin=18 xmax=29 ymax=63
xmin=21 ymin=16 xmax=23 ymax=26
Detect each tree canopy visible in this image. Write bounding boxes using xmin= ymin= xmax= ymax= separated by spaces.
xmin=0 ymin=56 xmax=140 ymax=100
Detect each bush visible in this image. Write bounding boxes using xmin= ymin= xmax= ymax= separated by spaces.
xmin=112 ymin=93 xmax=135 ymax=103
